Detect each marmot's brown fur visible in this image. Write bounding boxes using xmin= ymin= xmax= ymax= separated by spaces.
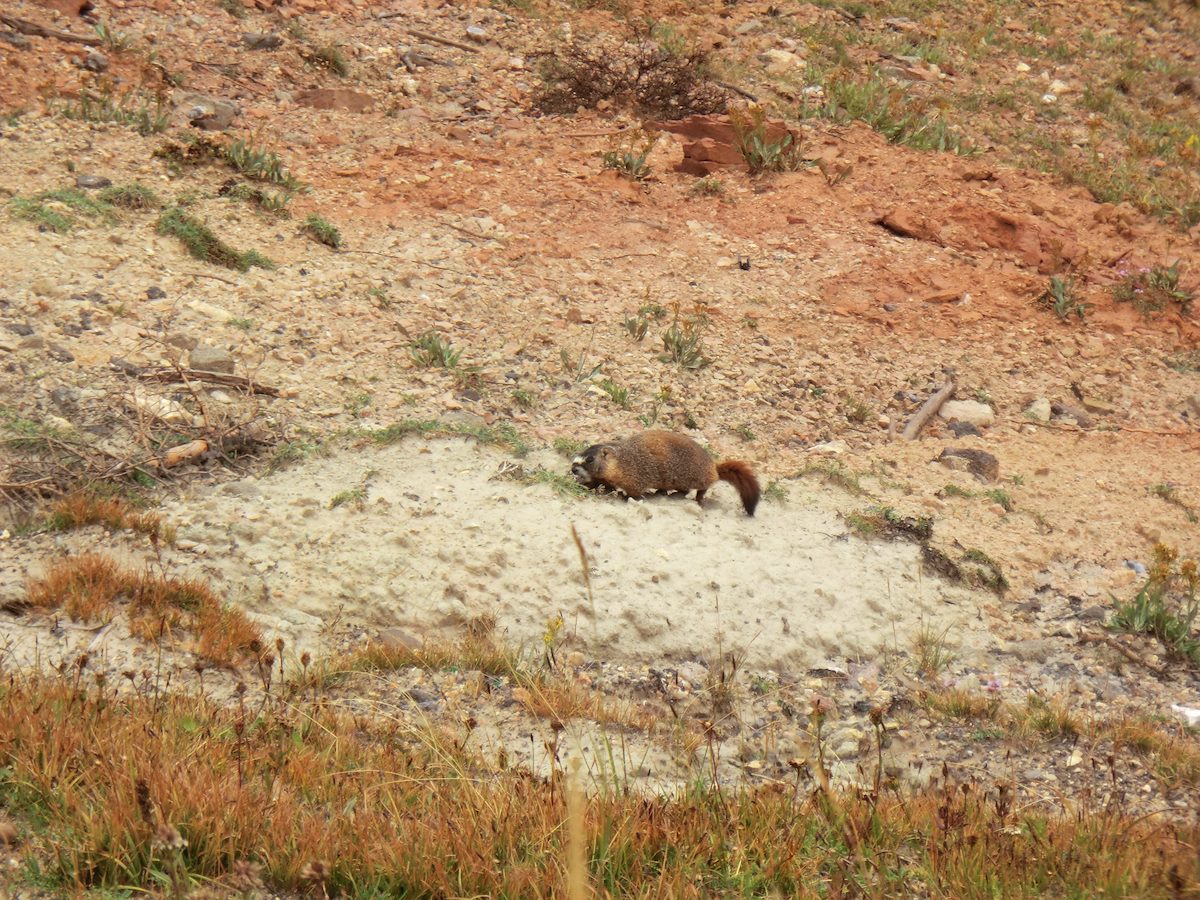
xmin=571 ymin=430 xmax=760 ymax=516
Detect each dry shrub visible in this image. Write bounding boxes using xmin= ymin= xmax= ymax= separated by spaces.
xmin=27 ymin=554 xmax=262 ymax=666
xmin=512 ymin=678 xmax=655 ymax=730
xmin=0 ymin=673 xmax=1198 ymax=897
xmin=535 ymin=28 xmax=728 ymax=117
xmin=27 ymin=553 xmax=127 ymax=621
xmin=49 ymin=490 xmax=166 ymax=541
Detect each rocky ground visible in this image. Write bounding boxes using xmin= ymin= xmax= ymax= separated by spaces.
xmin=1 ymin=0 xmax=1199 ymax=852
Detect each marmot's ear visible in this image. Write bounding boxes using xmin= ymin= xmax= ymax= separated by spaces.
xmin=598 ymin=447 xmax=614 ymax=460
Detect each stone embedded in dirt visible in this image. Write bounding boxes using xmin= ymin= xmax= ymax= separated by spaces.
xmin=74 ymin=174 xmax=111 ymax=189
xmin=1079 ymin=396 xmax=1116 ymax=415
xmin=242 ymin=32 xmax=284 ymax=50
xmin=645 ymin=114 xmax=797 ymax=177
xmin=377 ymin=627 xmax=421 ymax=652
xmin=762 ymin=48 xmax=803 ymax=73
xmin=146 ymin=285 xmax=167 ymax=299
xmin=46 ymin=343 xmax=74 ymax=363
xmin=1050 ymin=401 xmax=1092 ymax=428
xmin=465 ymin=25 xmax=488 ymax=43
xmin=82 ymin=50 xmax=108 ymax=73
xmin=0 ymin=32 xmax=31 ymax=50
xmin=295 ymin=88 xmax=375 ymax=113
xmin=18 ymin=334 xmax=44 ymax=350
xmin=1004 ymin=638 xmax=1057 ymax=663
xmin=189 ymin=344 xmax=235 ymax=374
xmin=938 ymin=399 xmax=995 ymax=427
xmin=50 ymin=385 xmax=79 ymax=413
xmin=1025 ymin=398 xmax=1051 ymax=422
xmin=947 ymin=421 xmax=981 ymax=437
xmin=179 ymin=94 xmax=241 ymax=131
xmin=938 ymin=447 xmax=1000 ymax=482
xmin=5 ymin=323 xmax=34 ymax=336
xmin=876 ymin=206 xmax=940 ymax=242
xmin=33 ymin=0 xmax=93 ymax=14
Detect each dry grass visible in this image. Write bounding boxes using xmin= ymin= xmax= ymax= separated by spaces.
xmin=0 ymin=672 xmax=1197 ymax=896
xmin=26 ymin=554 xmax=263 ymax=667
xmin=47 ymin=490 xmax=170 ymax=542
xmin=312 ymin=635 xmax=656 ymax=731
xmin=1110 ymin=718 xmax=1200 ymax=789
xmin=923 ymin=687 xmax=1200 ymax=792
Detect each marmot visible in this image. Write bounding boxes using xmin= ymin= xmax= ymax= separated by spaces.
xmin=571 ymin=430 xmax=760 ymax=516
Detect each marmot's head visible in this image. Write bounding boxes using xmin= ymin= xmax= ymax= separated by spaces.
xmin=571 ymin=443 xmax=617 ymax=486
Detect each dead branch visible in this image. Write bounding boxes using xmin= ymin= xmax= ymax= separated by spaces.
xmin=901 ymin=380 xmax=955 ymax=441
xmin=115 ymin=363 xmax=284 ymax=398
xmin=1077 ymin=632 xmax=1167 ymax=677
xmin=714 ymin=80 xmax=758 ymax=102
xmin=0 ymin=14 xmax=101 ymax=45
xmin=406 ymin=28 xmax=480 ymax=53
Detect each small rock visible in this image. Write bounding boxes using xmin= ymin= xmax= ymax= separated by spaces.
xmin=179 ymin=93 xmax=240 ymax=131
xmin=378 ymin=627 xmax=422 ymax=652
xmin=19 ymin=334 xmax=45 ymax=350
xmin=465 ymin=24 xmax=488 ymax=43
xmin=0 ymin=32 xmax=31 ymax=50
xmin=1079 ymin=396 xmax=1116 ymax=415
xmin=47 ymin=343 xmax=75 ymax=363
xmin=939 ymin=399 xmax=995 ymax=427
xmin=146 ymin=285 xmax=167 ymax=300
xmin=1050 ymin=401 xmax=1092 ymax=428
xmin=1025 ymin=397 xmax=1051 ymax=422
xmin=295 ymin=88 xmax=374 ymax=112
xmin=242 ymin=31 xmax=283 ymax=50
xmin=189 ymin=344 xmax=235 ymax=374
xmin=1005 ymin=638 xmax=1055 ymax=663
xmin=50 ymin=386 xmax=80 ymax=412
xmin=82 ymin=50 xmax=108 ymax=72
xmin=0 ymin=819 xmax=18 ymax=847
xmin=762 ymin=48 xmax=803 ymax=72
xmin=5 ymin=323 xmax=34 ymax=336
xmin=1077 ymin=606 xmax=1108 ymax=622
xmin=938 ymin=447 xmax=1000 ymax=482
xmin=74 ymin=174 xmax=112 ymax=189
xmin=947 ymin=421 xmax=981 ymax=438
xmin=30 ymin=276 xmax=62 ymax=298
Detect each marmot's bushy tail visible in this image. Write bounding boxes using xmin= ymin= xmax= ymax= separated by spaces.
xmin=717 ymin=461 xmax=760 ymax=517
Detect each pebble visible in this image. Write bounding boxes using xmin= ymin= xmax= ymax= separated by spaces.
xmin=75 ymin=174 xmax=112 ymax=189
xmin=82 ymin=50 xmax=108 ymax=72
xmin=189 ymin=344 xmax=235 ymax=374
xmin=243 ymin=31 xmax=284 ymax=50
xmin=939 ymin=400 xmax=995 ymax=427
xmin=1025 ymin=397 xmax=1051 ymax=422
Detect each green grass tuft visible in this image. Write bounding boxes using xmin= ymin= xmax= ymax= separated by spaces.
xmin=302 ymin=213 xmax=342 ymax=249
xmin=156 ymin=207 xmax=275 ymax=272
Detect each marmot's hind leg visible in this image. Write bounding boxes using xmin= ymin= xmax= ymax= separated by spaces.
xmin=694 ymin=489 xmax=707 ymax=506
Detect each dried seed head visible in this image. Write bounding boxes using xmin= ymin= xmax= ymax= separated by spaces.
xmin=135 ymin=779 xmax=153 ymax=823
xmin=152 ymin=823 xmax=187 ymax=850
xmin=275 ymin=637 xmax=285 ymax=653
xmin=301 ymin=861 xmax=329 ymax=883
xmin=235 ymin=681 xmax=247 ymax=696
xmin=301 ymin=651 xmax=311 ymax=668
